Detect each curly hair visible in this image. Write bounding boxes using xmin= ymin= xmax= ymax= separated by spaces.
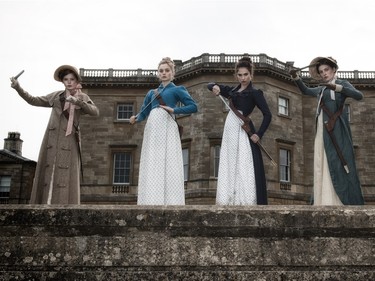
xmin=158 ymin=57 xmax=175 ymax=73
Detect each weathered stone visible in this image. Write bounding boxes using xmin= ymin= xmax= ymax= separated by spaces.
xmin=0 ymin=205 xmax=374 ymax=280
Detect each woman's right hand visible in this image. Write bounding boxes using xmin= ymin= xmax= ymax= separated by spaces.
xmin=212 ymin=85 xmax=221 ymax=96
xmin=207 ymin=82 xmax=220 ymax=96
xmin=129 ymin=115 xmax=137 ymax=124
xmin=289 ymin=69 xmax=299 ymax=78
xmin=10 ymin=77 xmax=20 ymax=90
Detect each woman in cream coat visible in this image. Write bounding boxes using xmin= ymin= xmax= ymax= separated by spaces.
xmin=10 ymin=65 xmax=99 ymax=204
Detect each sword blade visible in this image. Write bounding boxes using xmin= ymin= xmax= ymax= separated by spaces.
xmin=14 ymin=70 xmax=24 ymax=79
xmin=217 ymin=95 xmax=276 ymax=166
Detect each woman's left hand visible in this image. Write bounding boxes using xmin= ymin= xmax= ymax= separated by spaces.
xmin=160 ymin=105 xmax=174 ymax=113
xmin=250 ymin=134 xmax=260 ymax=143
xmin=320 ymin=83 xmax=336 ymax=91
xmin=129 ymin=115 xmax=137 ymax=124
xmin=66 ymin=95 xmax=79 ymax=105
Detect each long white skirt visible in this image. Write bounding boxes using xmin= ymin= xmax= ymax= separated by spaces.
xmin=137 ymin=108 xmax=185 ymax=205
xmin=216 ymin=111 xmax=257 ymax=205
xmin=313 ymin=113 xmax=343 ymax=205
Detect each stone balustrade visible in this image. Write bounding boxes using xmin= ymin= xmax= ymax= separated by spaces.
xmin=79 ymin=53 xmax=375 ymax=83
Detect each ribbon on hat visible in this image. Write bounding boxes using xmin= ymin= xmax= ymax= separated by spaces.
xmin=63 ymin=84 xmax=82 ymax=136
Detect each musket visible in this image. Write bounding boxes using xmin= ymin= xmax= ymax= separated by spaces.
xmin=297 ymin=63 xmax=317 ymax=71
xmin=217 ymin=94 xmax=277 ymax=166
xmin=287 ymin=63 xmax=318 ymax=74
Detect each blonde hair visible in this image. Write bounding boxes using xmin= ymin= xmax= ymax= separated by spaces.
xmin=158 ymin=57 xmax=175 ymax=74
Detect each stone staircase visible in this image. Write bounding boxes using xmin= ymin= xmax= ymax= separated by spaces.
xmin=0 ymin=205 xmax=374 ymax=280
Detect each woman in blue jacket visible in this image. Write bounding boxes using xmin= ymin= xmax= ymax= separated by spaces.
xmin=129 ymin=57 xmax=197 ymax=205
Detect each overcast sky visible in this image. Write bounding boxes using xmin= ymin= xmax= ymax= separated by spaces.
xmin=1 ymin=0 xmax=374 ymax=161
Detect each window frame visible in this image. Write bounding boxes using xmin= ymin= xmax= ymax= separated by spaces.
xmin=115 ymin=102 xmax=135 ymax=122
xmin=213 ymin=145 xmax=221 ymax=178
xmin=110 ymin=146 xmax=136 ymax=186
xmin=275 ymin=138 xmax=296 ymax=186
xmin=182 ymin=147 xmax=190 ymax=181
xmin=279 ymin=148 xmax=291 ymax=183
xmin=209 ymin=138 xmax=222 ymax=178
xmin=0 ymin=175 xmax=11 ymax=204
xmin=278 ymin=95 xmax=290 ymax=117
xmin=345 ymin=103 xmax=351 ymax=122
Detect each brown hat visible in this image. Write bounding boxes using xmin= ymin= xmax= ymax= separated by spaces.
xmin=308 ymin=57 xmax=338 ymax=80
xmin=53 ymin=65 xmax=81 ymax=82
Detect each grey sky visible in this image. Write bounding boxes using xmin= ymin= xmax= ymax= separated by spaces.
xmin=1 ymin=0 xmax=374 ymax=160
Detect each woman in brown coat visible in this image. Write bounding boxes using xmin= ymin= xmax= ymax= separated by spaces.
xmin=10 ymin=65 xmax=99 ymax=204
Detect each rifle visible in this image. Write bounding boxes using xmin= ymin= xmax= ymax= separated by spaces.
xmin=320 ymin=102 xmax=349 ymax=173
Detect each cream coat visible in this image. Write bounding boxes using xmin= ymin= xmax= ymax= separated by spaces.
xmin=18 ymin=90 xmax=99 ymax=204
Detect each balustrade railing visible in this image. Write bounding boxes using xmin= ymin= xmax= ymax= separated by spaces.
xmin=80 ymin=53 xmax=375 ymax=80
xmin=112 ymin=185 xmax=130 ymax=194
xmin=81 ymin=68 xmax=156 ymax=78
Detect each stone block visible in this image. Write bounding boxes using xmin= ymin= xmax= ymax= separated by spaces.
xmin=0 ymin=205 xmax=374 ymax=280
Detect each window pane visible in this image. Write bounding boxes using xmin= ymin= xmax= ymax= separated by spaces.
xmin=182 ymin=148 xmax=189 ymax=181
xmin=0 ymin=176 xmax=11 ymax=187
xmin=214 ymin=145 xmax=221 ymax=178
xmin=278 ymin=97 xmax=289 ymax=116
xmin=345 ymin=104 xmax=351 ymax=122
xmin=113 ymin=153 xmax=131 ymax=184
xmin=117 ymin=104 xmax=134 ymax=120
xmin=279 ymin=149 xmax=290 ymax=182
xmin=0 ymin=176 xmax=11 ymax=199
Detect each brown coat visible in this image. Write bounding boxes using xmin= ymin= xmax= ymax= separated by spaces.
xmin=18 ymin=90 xmax=99 ymax=204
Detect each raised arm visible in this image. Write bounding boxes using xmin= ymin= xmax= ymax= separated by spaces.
xmin=10 ymin=77 xmax=51 ymax=107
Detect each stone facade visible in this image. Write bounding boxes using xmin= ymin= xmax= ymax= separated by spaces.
xmin=0 ymin=132 xmax=36 ymax=204
xmin=78 ymin=53 xmax=375 ymax=205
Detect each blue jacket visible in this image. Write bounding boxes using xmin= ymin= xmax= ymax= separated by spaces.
xmin=137 ymin=82 xmax=197 ymax=122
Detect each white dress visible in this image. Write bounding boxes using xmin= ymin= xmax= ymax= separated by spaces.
xmin=313 ymin=113 xmax=343 ymax=205
xmin=216 ymin=110 xmax=257 ymax=205
xmin=137 ymin=108 xmax=185 ymax=205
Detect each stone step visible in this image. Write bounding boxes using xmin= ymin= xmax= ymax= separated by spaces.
xmin=0 ymin=205 xmax=374 ymax=280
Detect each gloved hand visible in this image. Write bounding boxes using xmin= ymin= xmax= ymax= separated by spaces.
xmin=207 ymin=82 xmax=216 ymax=91
xmin=66 ymin=95 xmax=79 ymax=105
xmin=320 ymin=83 xmax=336 ymax=91
xmin=207 ymin=82 xmax=220 ymax=96
xmin=10 ymin=77 xmax=22 ymax=91
xmin=129 ymin=115 xmax=137 ymax=125
xmin=289 ymin=69 xmax=299 ymax=78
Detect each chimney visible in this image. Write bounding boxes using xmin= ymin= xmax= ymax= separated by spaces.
xmin=4 ymin=132 xmax=23 ymax=156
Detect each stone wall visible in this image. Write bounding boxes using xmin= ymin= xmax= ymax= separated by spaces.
xmin=1 ymin=205 xmax=374 ymax=280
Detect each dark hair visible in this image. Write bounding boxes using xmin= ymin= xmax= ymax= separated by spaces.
xmin=316 ymin=58 xmax=338 ymax=72
xmin=58 ymin=69 xmax=79 ymax=81
xmin=235 ymin=57 xmax=254 ymax=76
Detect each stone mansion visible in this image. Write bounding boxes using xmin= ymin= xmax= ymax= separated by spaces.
xmin=62 ymin=53 xmax=375 ymax=205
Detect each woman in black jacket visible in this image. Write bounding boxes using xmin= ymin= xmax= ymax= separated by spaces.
xmin=208 ymin=57 xmax=272 ymax=205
